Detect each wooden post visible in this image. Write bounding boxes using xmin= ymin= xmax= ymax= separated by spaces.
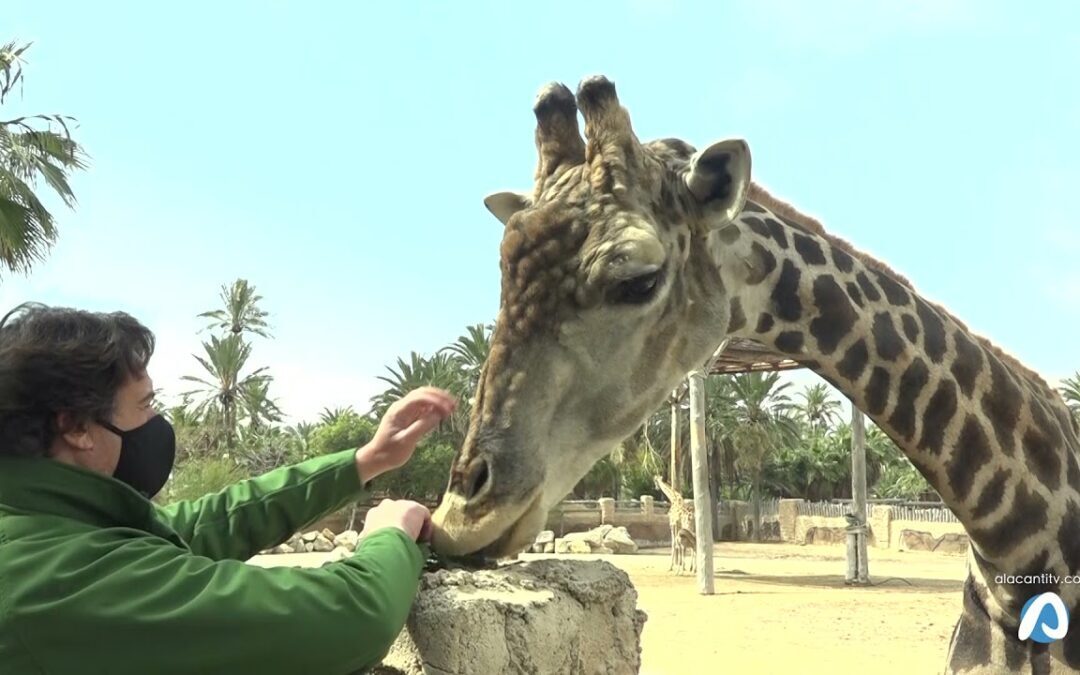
xmin=688 ymin=368 xmax=715 ymax=594
xmin=850 ymin=404 xmax=870 ymax=584
xmin=685 ymin=338 xmax=730 ymax=595
xmin=669 ymin=394 xmax=680 ymax=490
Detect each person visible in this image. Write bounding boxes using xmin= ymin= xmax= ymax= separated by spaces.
xmin=0 ymin=302 xmax=457 ymax=674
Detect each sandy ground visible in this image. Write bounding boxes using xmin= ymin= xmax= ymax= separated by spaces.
xmin=250 ymin=541 xmax=968 ymax=675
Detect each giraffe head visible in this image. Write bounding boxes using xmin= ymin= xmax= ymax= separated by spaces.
xmin=430 ymin=76 xmax=752 ymax=558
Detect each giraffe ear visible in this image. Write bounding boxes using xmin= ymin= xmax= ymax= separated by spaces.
xmin=684 ymin=138 xmax=751 ymax=223
xmin=483 ymin=191 xmax=531 ymax=226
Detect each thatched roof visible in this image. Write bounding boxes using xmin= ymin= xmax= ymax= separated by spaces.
xmin=706 ymin=337 xmax=805 ymax=375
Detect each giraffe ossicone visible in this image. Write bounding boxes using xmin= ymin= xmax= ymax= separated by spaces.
xmin=429 ymin=74 xmax=1080 ymax=673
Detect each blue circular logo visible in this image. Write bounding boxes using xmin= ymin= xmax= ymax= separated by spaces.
xmin=1019 ymin=593 xmax=1070 ymax=643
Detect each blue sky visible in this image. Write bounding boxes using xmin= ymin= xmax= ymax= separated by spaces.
xmin=5 ymin=1 xmax=1079 ymax=424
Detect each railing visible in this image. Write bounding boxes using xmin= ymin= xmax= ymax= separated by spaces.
xmin=893 ymin=505 xmax=959 ymax=523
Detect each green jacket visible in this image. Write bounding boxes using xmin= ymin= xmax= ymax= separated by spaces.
xmin=0 ymin=448 xmax=426 ymax=674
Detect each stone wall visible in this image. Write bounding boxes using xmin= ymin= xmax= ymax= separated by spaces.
xmin=778 ymin=499 xmax=969 ymax=554
xmin=305 ymin=497 xmax=969 ymax=555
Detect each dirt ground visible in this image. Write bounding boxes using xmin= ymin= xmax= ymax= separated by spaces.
xmin=251 ymin=541 xmax=969 ymax=675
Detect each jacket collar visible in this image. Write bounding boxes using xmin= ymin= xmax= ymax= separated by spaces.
xmin=0 ymin=454 xmax=159 ymax=531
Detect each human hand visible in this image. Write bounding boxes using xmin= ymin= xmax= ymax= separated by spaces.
xmin=360 ymin=499 xmax=433 ymax=543
xmin=355 ymin=386 xmax=456 ymax=482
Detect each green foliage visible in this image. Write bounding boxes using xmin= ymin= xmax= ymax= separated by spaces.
xmin=1061 ymin=372 xmax=1080 ymax=426
xmin=159 ymin=457 xmax=246 ymax=505
xmin=874 ymin=461 xmax=933 ymax=500
xmin=573 ymin=453 xmax=621 ymax=499
xmin=0 ymin=40 xmax=89 ymax=277
xmin=370 ymin=443 xmax=456 ymax=500
xmin=308 ymin=410 xmax=377 ymax=458
xmin=619 ymin=460 xmax=664 ymax=501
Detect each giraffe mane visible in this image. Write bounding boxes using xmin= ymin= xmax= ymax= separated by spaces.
xmin=745 ymin=182 xmax=1061 ymax=400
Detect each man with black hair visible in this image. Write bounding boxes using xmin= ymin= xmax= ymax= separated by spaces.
xmin=0 ymin=302 xmax=456 ymax=674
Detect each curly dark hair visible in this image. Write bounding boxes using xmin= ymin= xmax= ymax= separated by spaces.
xmin=0 ymin=302 xmax=156 ymax=458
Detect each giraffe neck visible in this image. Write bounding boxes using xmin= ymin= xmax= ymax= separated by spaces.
xmin=702 ymin=199 xmax=1080 ymax=607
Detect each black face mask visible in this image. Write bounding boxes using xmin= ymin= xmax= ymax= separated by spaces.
xmin=98 ymin=414 xmax=177 ymax=499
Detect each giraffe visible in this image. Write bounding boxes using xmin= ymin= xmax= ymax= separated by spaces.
xmin=429 ymin=75 xmax=1080 ymax=673
xmin=654 ymin=475 xmax=696 ymax=574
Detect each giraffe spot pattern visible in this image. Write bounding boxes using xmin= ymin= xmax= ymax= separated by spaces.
xmin=845 ymin=281 xmax=864 ymax=308
xmin=873 ymin=312 xmax=906 ymax=362
xmin=1058 ymin=501 xmax=1080 ymax=574
xmin=756 ymin=313 xmax=775 ymax=334
xmin=901 ymin=314 xmax=920 ymax=342
xmin=888 ymin=358 xmax=930 ymax=441
xmin=1065 ymin=624 xmax=1080 ymax=670
xmin=1008 ymin=549 xmax=1059 ymax=620
xmin=919 ymin=380 xmax=958 ymax=455
xmin=746 ymin=242 xmax=777 ymax=285
xmin=764 ymin=218 xmax=789 ymax=249
xmin=776 ymin=214 xmax=815 ymax=235
xmin=873 ymin=270 xmax=911 ymax=306
xmin=1022 ymin=425 xmax=1062 ymax=492
xmin=775 ymin=331 xmax=804 ymax=354
xmin=809 ymin=274 xmax=858 ymax=355
xmin=771 ymin=259 xmax=802 ymax=321
xmin=744 ymin=216 xmax=769 ymax=239
xmin=865 ymin=367 xmax=891 ymax=416
xmin=951 ymin=331 xmax=984 ymax=398
xmin=980 ymin=356 xmax=1022 ymax=456
xmin=1069 ymin=454 xmax=1080 ymax=491
xmin=971 ymin=468 xmax=1010 ymax=519
xmin=831 ymin=245 xmax=855 ymax=273
xmin=837 ymin=338 xmax=869 ymax=381
xmin=728 ymin=297 xmax=747 ymax=333
xmin=946 ymin=416 xmax=991 ymax=502
xmin=915 ymin=298 xmax=947 ymax=363
xmin=971 ymin=481 xmax=1048 ymax=558
xmin=948 ymin=577 xmax=992 ymax=671
xmin=793 ymin=232 xmax=827 ymax=265
xmin=718 ymin=224 xmax=741 ymax=244
xmin=856 ymin=271 xmax=882 ymax=303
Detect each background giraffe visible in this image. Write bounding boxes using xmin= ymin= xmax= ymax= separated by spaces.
xmin=654 ymin=475 xmax=696 ymax=574
xmin=431 ymin=75 xmax=1080 ymax=673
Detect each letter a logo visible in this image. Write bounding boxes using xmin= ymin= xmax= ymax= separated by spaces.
xmin=1018 ymin=592 xmax=1070 ymax=643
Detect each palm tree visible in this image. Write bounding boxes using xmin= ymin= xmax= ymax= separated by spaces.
xmin=198 ymin=278 xmax=271 ymax=338
xmin=286 ymin=421 xmax=317 ymax=458
xmin=441 ymin=323 xmax=493 ymax=395
xmin=239 ymin=377 xmax=283 ymax=433
xmin=729 ymin=371 xmax=800 ymax=540
xmin=1060 ymin=372 xmax=1080 ymax=424
xmin=181 ymin=334 xmax=271 ymax=450
xmin=793 ymin=382 xmax=842 ymax=433
xmin=0 ymin=41 xmax=88 ymax=277
xmin=370 ymin=350 xmax=466 ymax=447
xmin=319 ymin=406 xmax=356 ymax=426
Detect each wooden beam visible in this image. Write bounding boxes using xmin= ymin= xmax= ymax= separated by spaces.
xmin=688 ymin=368 xmax=714 ymax=594
xmin=687 ymin=338 xmax=727 ymax=595
xmin=849 ymin=404 xmax=870 ymax=584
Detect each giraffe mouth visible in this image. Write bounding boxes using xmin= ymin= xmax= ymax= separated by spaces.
xmin=476 ymin=489 xmax=547 ymax=559
xmin=431 ymin=486 xmax=546 ymax=559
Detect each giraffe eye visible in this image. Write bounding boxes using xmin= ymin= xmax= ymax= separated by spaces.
xmin=611 ymin=270 xmax=662 ymax=305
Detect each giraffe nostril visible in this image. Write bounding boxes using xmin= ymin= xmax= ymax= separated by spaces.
xmin=466 ymin=458 xmax=491 ymax=501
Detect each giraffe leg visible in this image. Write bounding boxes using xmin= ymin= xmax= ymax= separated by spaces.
xmin=669 ymin=523 xmax=677 ymax=571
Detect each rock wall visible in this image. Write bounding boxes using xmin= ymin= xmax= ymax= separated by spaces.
xmin=375 ymin=559 xmax=647 ymax=675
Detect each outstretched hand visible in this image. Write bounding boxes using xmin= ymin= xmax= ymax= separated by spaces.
xmin=355 ymin=386 xmax=457 ymax=483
